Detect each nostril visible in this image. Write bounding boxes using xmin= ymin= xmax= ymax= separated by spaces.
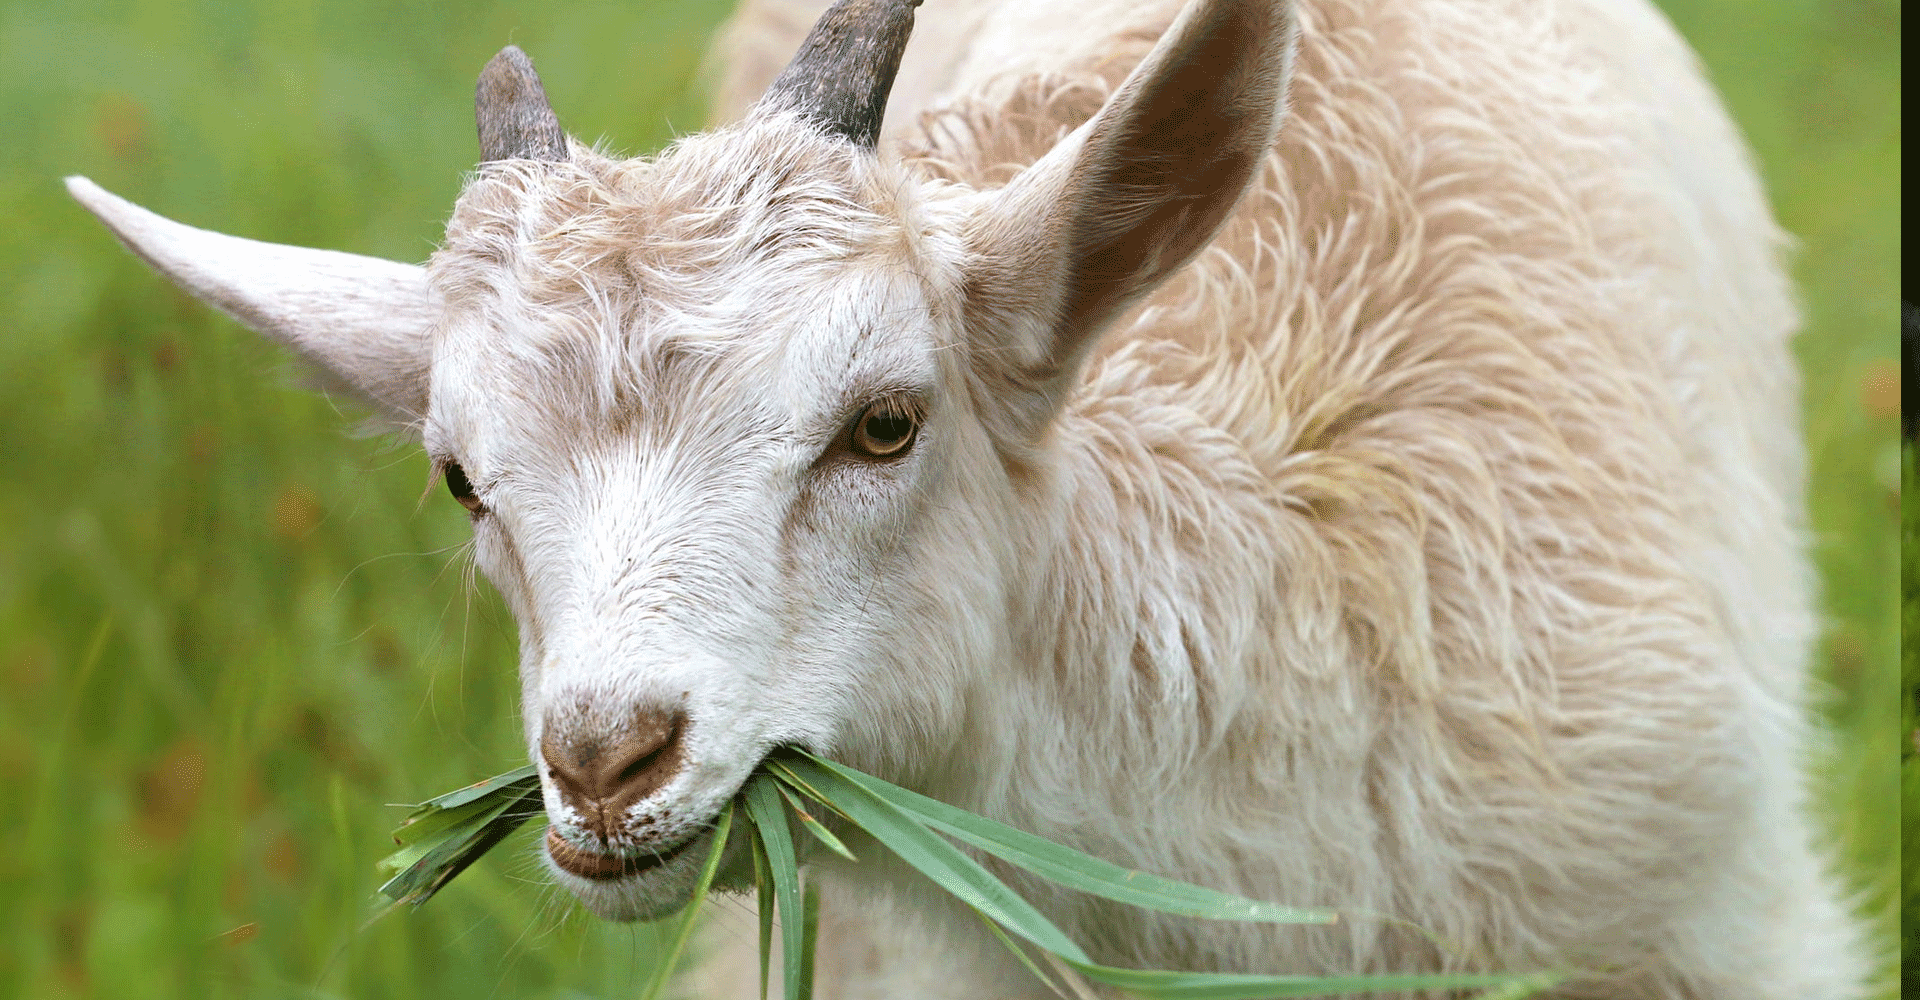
xmin=539 ymin=707 xmax=688 ymax=837
xmin=616 ymin=737 xmax=671 ymax=789
xmin=601 ymin=712 xmax=683 ymax=800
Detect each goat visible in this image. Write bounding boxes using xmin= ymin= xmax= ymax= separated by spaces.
xmin=67 ymin=0 xmax=1867 ymax=996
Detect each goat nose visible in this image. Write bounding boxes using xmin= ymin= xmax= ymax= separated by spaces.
xmin=541 ymin=707 xmax=686 ymax=840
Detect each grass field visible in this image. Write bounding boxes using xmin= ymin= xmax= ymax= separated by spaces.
xmin=0 ymin=1 xmax=1900 ymax=997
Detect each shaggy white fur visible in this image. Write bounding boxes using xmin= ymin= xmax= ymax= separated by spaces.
xmin=700 ymin=0 xmax=1866 ymax=996
xmin=68 ymin=0 xmax=1866 ymax=997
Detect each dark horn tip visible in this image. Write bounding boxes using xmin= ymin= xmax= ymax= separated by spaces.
xmin=476 ymin=45 xmax=569 ymax=163
xmin=762 ymin=0 xmax=925 ymax=148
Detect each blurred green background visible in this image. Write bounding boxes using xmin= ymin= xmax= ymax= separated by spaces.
xmin=0 ymin=1 xmax=1899 ymax=997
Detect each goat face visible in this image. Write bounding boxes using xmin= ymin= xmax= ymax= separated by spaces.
xmin=425 ymin=124 xmax=999 ymax=918
xmin=67 ymin=0 xmax=1296 ymax=922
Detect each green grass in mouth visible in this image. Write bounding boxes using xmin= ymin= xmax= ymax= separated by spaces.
xmin=376 ymin=751 xmax=1560 ymax=1000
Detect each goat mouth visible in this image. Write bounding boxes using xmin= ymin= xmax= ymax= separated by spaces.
xmin=545 ymin=826 xmax=701 ymax=881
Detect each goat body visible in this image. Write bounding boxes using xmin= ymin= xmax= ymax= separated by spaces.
xmin=70 ymin=0 xmax=1865 ymax=996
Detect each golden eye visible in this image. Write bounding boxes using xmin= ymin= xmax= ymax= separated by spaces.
xmin=445 ymin=462 xmax=485 ymax=514
xmin=850 ymin=400 xmax=920 ymax=458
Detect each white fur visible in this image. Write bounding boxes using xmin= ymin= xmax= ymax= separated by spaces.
xmin=69 ymin=0 xmax=1866 ymax=996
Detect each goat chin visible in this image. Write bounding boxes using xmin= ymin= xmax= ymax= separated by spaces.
xmin=69 ymin=0 xmax=1868 ymax=997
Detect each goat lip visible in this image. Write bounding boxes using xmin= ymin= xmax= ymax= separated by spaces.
xmin=545 ymin=826 xmax=697 ymax=881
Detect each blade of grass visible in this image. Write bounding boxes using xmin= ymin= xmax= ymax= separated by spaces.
xmin=399 ymin=764 xmax=539 ymax=811
xmin=380 ymin=794 xmax=524 ymax=870
xmin=751 ymin=828 xmax=773 ymax=1000
xmin=1463 ymin=972 xmax=1567 ymax=999
xmin=638 ymin=803 xmax=735 ymax=1000
xmin=376 ymin=788 xmax=544 ymax=906
xmin=793 ymin=754 xmax=1333 ymax=925
xmin=375 ymin=764 xmax=543 ymax=904
xmin=777 ymin=758 xmax=1090 ymax=962
xmin=403 ymin=798 xmax=544 ymax=904
xmin=777 ymin=783 xmax=857 ymax=862
xmin=745 ymin=775 xmax=809 ymax=1000
xmin=797 ymin=881 xmax=820 ymax=1000
xmin=1062 ymin=963 xmax=1536 ymax=999
xmin=763 ymin=759 xmax=856 ymax=825
xmin=973 ymin=906 xmax=1069 ymax=999
xmin=790 ymin=755 xmax=1550 ymax=999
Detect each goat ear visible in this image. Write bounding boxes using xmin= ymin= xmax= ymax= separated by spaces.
xmin=963 ymin=0 xmax=1296 ymax=421
xmin=66 ymin=176 xmax=435 ymax=429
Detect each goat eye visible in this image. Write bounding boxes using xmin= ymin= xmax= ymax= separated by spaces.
xmin=850 ymin=401 xmax=920 ymax=458
xmin=445 ymin=462 xmax=484 ymax=514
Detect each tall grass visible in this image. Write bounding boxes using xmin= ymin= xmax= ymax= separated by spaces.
xmin=0 ymin=1 xmax=1898 ymax=997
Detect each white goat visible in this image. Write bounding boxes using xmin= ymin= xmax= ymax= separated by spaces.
xmin=68 ymin=0 xmax=1866 ymax=996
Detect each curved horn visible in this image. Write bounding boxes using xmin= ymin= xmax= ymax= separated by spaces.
xmin=476 ymin=45 xmax=568 ymax=162
xmin=761 ymin=0 xmax=922 ymax=147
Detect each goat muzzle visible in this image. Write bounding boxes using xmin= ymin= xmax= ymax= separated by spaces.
xmin=541 ymin=706 xmax=687 ymax=842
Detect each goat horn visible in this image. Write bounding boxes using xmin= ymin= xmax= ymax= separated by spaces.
xmin=761 ymin=0 xmax=922 ymax=147
xmin=476 ymin=45 xmax=568 ymax=163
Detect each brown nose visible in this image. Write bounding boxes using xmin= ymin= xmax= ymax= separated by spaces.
xmin=541 ymin=707 xmax=686 ymax=841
